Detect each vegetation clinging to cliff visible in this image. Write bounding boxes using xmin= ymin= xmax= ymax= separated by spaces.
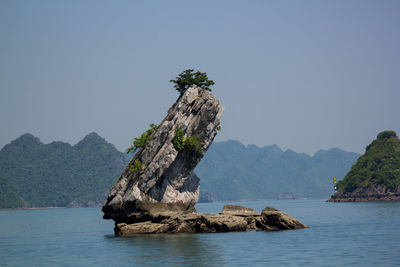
xmin=173 ymin=127 xmax=202 ymax=153
xmin=183 ymin=136 xmax=203 ymax=152
xmin=173 ymin=127 xmax=185 ymax=151
xmin=337 ymin=130 xmax=400 ymax=192
xmin=170 ymin=69 xmax=215 ymax=94
xmin=129 ymin=159 xmax=146 ymax=174
xmin=126 ymin=124 xmax=158 ymax=154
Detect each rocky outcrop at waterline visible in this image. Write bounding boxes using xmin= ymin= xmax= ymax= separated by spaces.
xmin=328 ymin=185 xmax=400 ymax=202
xmin=102 ymin=85 xmax=307 ymax=235
xmin=114 ymin=205 xmax=308 ymax=236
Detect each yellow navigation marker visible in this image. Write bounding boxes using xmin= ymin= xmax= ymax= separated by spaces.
xmin=333 ymin=177 xmax=337 ymax=182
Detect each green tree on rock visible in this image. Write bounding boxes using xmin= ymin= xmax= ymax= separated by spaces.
xmin=126 ymin=124 xmax=158 ymax=154
xmin=170 ymin=69 xmax=215 ymax=95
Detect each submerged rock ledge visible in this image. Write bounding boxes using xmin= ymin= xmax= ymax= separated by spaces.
xmin=114 ymin=205 xmax=308 ymax=236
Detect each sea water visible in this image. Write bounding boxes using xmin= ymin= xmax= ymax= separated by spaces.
xmin=1 ymin=199 xmax=399 ymax=266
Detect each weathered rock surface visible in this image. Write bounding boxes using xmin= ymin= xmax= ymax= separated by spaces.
xmin=220 ymin=205 xmax=260 ymax=216
xmin=327 ymin=185 xmax=400 ymax=202
xmin=260 ymin=206 xmax=308 ymax=230
xmin=102 ymin=86 xmax=224 ymax=223
xmin=114 ymin=205 xmax=308 ymax=236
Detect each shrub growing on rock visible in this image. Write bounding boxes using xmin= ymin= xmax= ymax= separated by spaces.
xmin=129 ymin=159 xmax=146 ymax=174
xmin=183 ymin=136 xmax=202 ymax=152
xmin=172 ymin=127 xmax=184 ymax=151
xmin=126 ymin=124 xmax=158 ymax=154
xmin=170 ymin=69 xmax=215 ymax=95
xmin=173 ymin=127 xmax=202 ymax=153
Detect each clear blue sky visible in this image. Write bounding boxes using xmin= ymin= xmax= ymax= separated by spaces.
xmin=1 ymin=0 xmax=399 ymax=155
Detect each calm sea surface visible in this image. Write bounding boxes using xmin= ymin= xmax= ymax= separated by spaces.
xmin=1 ymin=199 xmax=399 ymax=266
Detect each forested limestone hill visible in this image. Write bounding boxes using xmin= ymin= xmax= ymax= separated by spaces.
xmin=329 ymin=131 xmax=400 ymax=202
xmin=0 ymin=133 xmax=128 ymax=208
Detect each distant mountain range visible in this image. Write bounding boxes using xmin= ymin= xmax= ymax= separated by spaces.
xmin=195 ymin=140 xmax=359 ymax=200
xmin=0 ymin=133 xmax=359 ymax=208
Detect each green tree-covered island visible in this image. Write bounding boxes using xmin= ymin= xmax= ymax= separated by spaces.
xmin=328 ymin=130 xmax=400 ymax=202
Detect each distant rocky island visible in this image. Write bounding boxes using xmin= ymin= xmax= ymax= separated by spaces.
xmin=198 ymin=191 xmax=214 ymax=203
xmin=102 ymin=86 xmax=307 ymax=235
xmin=328 ymin=131 xmax=400 ymax=202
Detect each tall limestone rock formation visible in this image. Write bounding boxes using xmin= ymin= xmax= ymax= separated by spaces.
xmin=102 ymin=86 xmax=224 ymax=223
xmin=328 ymin=130 xmax=400 ymax=202
xmin=102 ymin=85 xmax=308 ymax=235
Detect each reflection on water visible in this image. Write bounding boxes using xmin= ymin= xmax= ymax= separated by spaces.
xmin=106 ymin=233 xmax=223 ymax=266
